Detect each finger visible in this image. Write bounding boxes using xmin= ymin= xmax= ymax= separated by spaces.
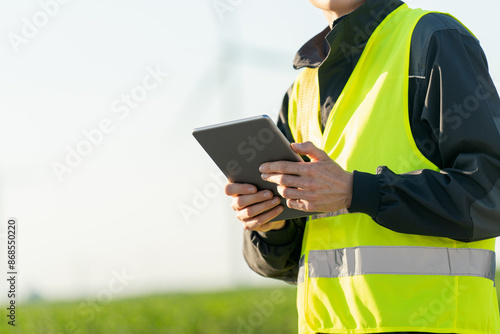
xmin=259 ymin=160 xmax=304 ymax=175
xmin=261 ymin=173 xmax=308 ymax=189
xmin=291 ymin=141 xmax=330 ymax=162
xmin=225 ymin=183 xmax=257 ymax=196
xmin=242 ymin=205 xmax=285 ymax=231
xmin=236 ymin=196 xmax=281 ymax=221
xmin=276 ymin=185 xmax=307 ymax=200
xmin=286 ymin=198 xmax=316 ymax=212
xmin=231 ymin=190 xmax=273 ymax=211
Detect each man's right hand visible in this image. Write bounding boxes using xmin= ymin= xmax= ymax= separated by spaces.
xmin=224 ymin=182 xmax=286 ymax=232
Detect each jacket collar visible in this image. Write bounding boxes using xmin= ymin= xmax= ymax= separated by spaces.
xmin=293 ymin=0 xmax=404 ymax=69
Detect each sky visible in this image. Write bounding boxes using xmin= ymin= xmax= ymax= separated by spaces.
xmin=0 ymin=0 xmax=499 ymax=303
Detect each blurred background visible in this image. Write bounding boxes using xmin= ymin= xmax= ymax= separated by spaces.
xmin=0 ymin=0 xmax=499 ymax=332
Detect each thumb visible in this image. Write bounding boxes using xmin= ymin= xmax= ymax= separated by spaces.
xmin=291 ymin=141 xmax=329 ymax=162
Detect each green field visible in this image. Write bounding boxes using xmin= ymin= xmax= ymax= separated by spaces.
xmin=7 ymin=287 xmax=298 ymax=334
xmin=5 ymin=280 xmax=500 ymax=334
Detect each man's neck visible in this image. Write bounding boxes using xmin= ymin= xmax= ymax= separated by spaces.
xmin=322 ymin=1 xmax=368 ymax=28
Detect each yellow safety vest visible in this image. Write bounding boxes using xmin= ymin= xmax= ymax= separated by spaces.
xmin=288 ymin=4 xmax=500 ymax=334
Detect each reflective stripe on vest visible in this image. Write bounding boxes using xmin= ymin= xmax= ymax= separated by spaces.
xmin=297 ymin=247 xmax=496 ymax=284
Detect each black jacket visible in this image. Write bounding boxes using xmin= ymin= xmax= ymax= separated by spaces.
xmin=243 ymin=0 xmax=500 ymax=332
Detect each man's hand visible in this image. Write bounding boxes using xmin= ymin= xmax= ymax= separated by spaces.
xmin=260 ymin=141 xmax=353 ymax=213
xmin=224 ymin=183 xmax=286 ymax=232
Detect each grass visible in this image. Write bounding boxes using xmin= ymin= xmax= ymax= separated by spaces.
xmin=9 ymin=287 xmax=298 ymax=334
xmin=6 ymin=277 xmax=500 ymax=334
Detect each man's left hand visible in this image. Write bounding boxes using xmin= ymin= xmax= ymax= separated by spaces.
xmin=260 ymin=141 xmax=353 ymax=213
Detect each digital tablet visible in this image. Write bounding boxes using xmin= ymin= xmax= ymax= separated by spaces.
xmin=192 ymin=115 xmax=317 ymax=222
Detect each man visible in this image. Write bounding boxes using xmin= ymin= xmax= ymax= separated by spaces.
xmin=225 ymin=0 xmax=500 ymax=333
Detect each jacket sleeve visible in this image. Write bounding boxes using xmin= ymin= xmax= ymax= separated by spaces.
xmin=349 ymin=14 xmax=500 ymax=242
xmin=242 ymin=85 xmax=307 ymax=284
xmin=276 ymin=84 xmax=296 ymax=144
xmin=243 ymin=218 xmax=306 ymax=284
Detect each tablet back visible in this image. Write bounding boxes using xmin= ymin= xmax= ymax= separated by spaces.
xmin=193 ymin=115 xmax=316 ymax=222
